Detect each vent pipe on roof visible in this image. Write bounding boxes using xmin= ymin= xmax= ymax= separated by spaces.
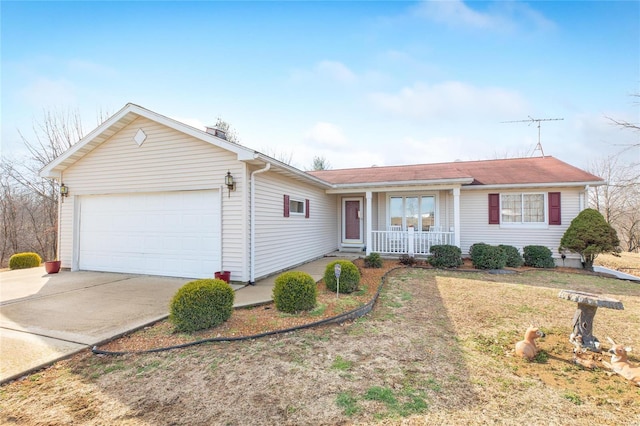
xmin=206 ymin=127 xmax=227 ymax=140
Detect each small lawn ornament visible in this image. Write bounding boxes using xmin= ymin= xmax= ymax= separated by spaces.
xmin=570 ymin=333 xmax=600 ymax=369
xmin=515 ymin=326 xmax=545 ymax=360
xmin=603 ymin=337 xmax=640 ymax=387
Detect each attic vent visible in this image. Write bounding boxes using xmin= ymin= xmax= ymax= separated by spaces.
xmin=206 ymin=127 xmax=227 ymax=140
xmin=134 ymin=129 xmax=147 ymax=146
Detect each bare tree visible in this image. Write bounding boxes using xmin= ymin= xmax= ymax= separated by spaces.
xmin=259 ymin=147 xmax=295 ymax=166
xmin=589 ymin=155 xmax=640 ymax=252
xmin=213 ymin=117 xmax=241 ymax=144
xmin=0 ymin=108 xmax=85 ymax=266
xmin=606 ymin=93 xmax=640 ymax=153
xmin=308 ymin=155 xmax=332 ymax=171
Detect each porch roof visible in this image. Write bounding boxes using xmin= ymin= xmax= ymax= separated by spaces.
xmin=307 ymin=156 xmax=603 ymax=188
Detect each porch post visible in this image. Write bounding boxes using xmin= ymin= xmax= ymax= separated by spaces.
xmin=453 ymin=187 xmax=461 ymax=247
xmin=365 ymin=191 xmax=372 ymax=255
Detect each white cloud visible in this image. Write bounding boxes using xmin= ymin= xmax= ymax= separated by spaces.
xmin=67 ymin=59 xmax=118 ymax=77
xmin=315 ymin=60 xmax=357 ymax=83
xmin=411 ymin=0 xmax=555 ymax=32
xmin=304 ymin=122 xmax=348 ymax=147
xmin=413 ymin=0 xmax=499 ymax=29
xmin=290 ymin=60 xmax=357 ymax=85
xmin=19 ymin=78 xmax=77 ymax=107
xmin=369 ymin=81 xmax=527 ymax=121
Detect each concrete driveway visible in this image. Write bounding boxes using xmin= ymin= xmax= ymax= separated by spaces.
xmin=0 ymin=267 xmax=190 ymax=383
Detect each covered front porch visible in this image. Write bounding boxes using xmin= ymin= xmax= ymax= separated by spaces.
xmin=333 ymin=186 xmax=463 ymax=256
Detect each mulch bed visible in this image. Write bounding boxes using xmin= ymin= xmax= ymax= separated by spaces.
xmin=98 ymin=258 xmax=395 ymax=353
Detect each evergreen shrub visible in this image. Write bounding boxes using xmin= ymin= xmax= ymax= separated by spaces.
xmin=469 ymin=243 xmax=506 ymax=269
xmin=9 ymin=252 xmax=42 ymax=270
xmin=364 ymin=252 xmax=383 ymax=268
xmin=169 ymin=278 xmax=234 ymax=332
xmin=523 ymin=245 xmax=556 ymax=268
xmin=324 ymin=260 xmax=361 ymax=294
xmin=272 ymin=271 xmax=317 ymax=313
xmin=428 ymin=245 xmax=462 ymax=268
xmin=499 ymin=245 xmax=524 ymax=267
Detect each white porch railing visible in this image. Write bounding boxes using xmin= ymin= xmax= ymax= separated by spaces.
xmin=370 ymin=228 xmax=454 ymax=255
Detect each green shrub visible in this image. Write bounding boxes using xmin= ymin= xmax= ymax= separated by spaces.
xmin=272 ymin=271 xmax=317 ymax=314
xmin=364 ymin=252 xmax=383 ymax=268
xmin=499 ymin=245 xmax=524 ymax=267
xmin=559 ymin=208 xmax=620 ymax=270
xmin=9 ymin=252 xmax=42 ymax=270
xmin=469 ymin=243 xmax=506 ymax=269
xmin=523 ymin=245 xmax=555 ymax=268
xmin=324 ymin=260 xmax=361 ymax=294
xmin=169 ymin=278 xmax=234 ymax=332
xmin=398 ymin=254 xmax=417 ymax=266
xmin=429 ymin=245 xmax=462 ymax=268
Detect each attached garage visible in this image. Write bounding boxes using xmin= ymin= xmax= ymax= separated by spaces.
xmin=78 ymin=190 xmax=221 ymax=278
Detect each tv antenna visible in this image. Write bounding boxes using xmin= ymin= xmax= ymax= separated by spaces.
xmin=502 ymin=116 xmax=564 ymax=157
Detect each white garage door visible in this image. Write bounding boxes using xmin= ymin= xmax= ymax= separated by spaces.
xmin=79 ymin=190 xmax=220 ymax=278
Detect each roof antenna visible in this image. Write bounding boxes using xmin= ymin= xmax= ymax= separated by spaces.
xmin=502 ymin=116 xmax=564 ymax=157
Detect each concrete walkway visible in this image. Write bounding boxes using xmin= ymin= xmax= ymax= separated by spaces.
xmin=0 ymin=253 xmax=358 ymax=384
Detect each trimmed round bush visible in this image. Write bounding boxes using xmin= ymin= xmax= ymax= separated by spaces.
xmin=272 ymin=271 xmax=317 ymax=314
xmin=523 ymin=245 xmax=555 ymax=268
xmin=429 ymin=245 xmax=462 ymax=268
xmin=324 ymin=260 xmax=361 ymax=294
xmin=364 ymin=252 xmax=383 ymax=268
xmin=9 ymin=252 xmax=42 ymax=270
xmin=169 ymin=278 xmax=234 ymax=332
xmin=470 ymin=243 xmax=506 ymax=269
xmin=499 ymin=245 xmax=524 ymax=268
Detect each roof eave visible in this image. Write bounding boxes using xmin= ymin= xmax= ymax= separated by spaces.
xmin=252 ymin=154 xmax=334 ymax=189
xmin=40 ymin=103 xmax=257 ymax=179
xmin=324 ymin=177 xmax=475 ymax=192
xmin=462 ymin=180 xmax=605 ymax=190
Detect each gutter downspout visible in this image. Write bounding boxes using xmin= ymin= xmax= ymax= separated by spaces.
xmin=250 ymin=162 xmax=271 ymax=284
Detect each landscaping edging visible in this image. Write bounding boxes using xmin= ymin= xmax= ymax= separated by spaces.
xmin=91 ymin=267 xmax=401 ymax=356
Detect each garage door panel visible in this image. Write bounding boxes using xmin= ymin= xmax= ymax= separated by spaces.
xmin=79 ymin=191 xmax=220 ymax=278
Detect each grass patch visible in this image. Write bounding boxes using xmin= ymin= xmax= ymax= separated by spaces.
xmin=336 ymin=391 xmax=360 ymax=416
xmin=563 ymin=391 xmax=583 ymax=405
xmin=331 ymin=355 xmax=354 ymax=371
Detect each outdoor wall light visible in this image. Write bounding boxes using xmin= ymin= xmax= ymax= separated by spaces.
xmin=60 ymin=183 xmax=69 ymax=197
xmin=225 ymin=171 xmax=235 ymax=197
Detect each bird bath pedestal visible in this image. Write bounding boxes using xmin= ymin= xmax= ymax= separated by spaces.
xmin=558 ymin=290 xmax=624 ymax=352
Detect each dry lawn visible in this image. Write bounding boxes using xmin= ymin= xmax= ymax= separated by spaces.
xmin=1 ymin=260 xmax=640 ymax=425
xmin=596 ymin=252 xmax=640 ymax=277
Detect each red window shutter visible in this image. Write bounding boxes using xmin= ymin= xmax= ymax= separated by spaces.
xmin=488 ymin=193 xmax=500 ymax=224
xmin=305 ymin=199 xmax=310 ymax=218
xmin=548 ymin=192 xmax=561 ymax=225
xmin=284 ymin=195 xmax=290 ymax=217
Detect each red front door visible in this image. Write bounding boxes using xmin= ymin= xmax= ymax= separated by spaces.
xmin=345 ymin=200 xmax=361 ymax=240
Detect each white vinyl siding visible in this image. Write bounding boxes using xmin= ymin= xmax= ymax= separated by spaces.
xmin=253 ymin=171 xmax=337 ymax=279
xmin=60 ymin=115 xmax=247 ymax=280
xmin=459 ymin=188 xmax=582 ymax=259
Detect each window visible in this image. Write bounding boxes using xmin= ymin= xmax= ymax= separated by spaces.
xmin=283 ymin=194 xmax=309 ymax=218
xmin=500 ymin=193 xmax=545 ymax=224
xmin=290 ymin=199 xmax=305 ymax=215
xmin=389 ymin=195 xmax=435 ymax=231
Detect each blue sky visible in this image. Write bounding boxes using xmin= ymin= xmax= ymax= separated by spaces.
xmin=2 ymin=1 xmax=638 ymax=170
